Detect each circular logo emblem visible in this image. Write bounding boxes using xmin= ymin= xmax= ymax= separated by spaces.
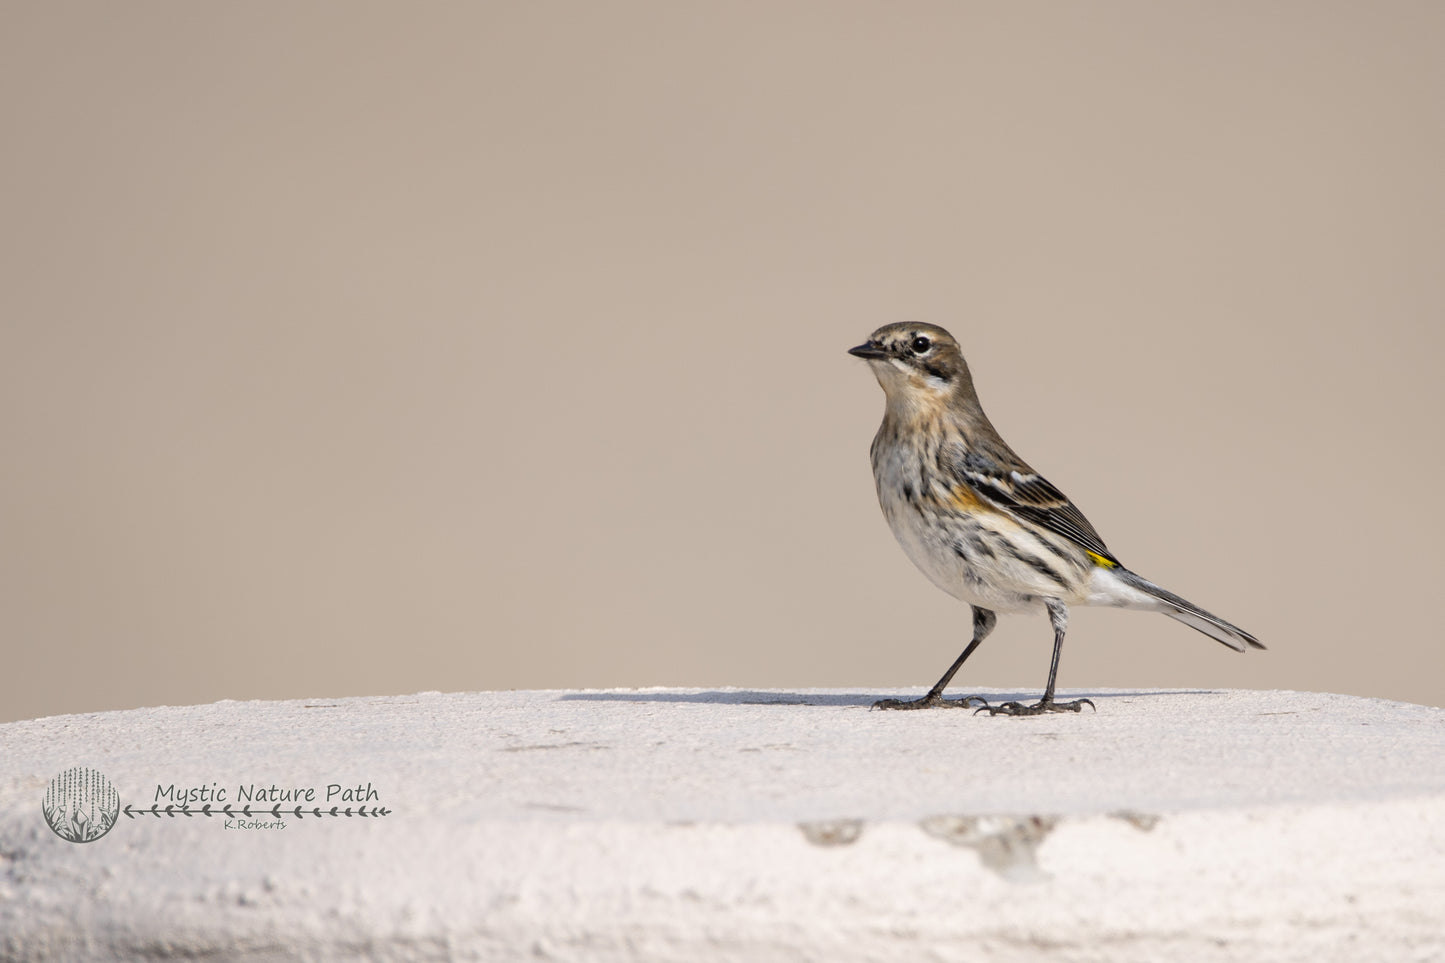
xmin=42 ymin=767 xmax=120 ymax=843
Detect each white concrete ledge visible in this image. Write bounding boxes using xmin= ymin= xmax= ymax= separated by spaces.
xmin=3 ymin=688 xmax=1445 ymax=960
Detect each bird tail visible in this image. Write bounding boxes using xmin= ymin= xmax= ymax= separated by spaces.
xmin=1112 ymin=567 xmax=1265 ymax=653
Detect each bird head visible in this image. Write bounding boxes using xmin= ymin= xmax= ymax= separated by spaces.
xmin=848 ymin=323 xmax=972 ymax=409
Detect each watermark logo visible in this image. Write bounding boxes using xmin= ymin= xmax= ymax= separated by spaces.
xmin=42 ymin=767 xmax=120 ymax=843
xmin=40 ymin=771 xmax=392 ymax=838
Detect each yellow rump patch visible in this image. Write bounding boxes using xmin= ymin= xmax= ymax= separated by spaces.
xmin=1087 ymin=551 xmax=1118 ymax=569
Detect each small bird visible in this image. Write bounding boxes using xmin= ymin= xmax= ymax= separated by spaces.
xmin=849 ymin=323 xmax=1263 ymax=715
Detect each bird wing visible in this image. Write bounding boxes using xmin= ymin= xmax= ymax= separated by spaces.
xmin=949 ymin=447 xmax=1121 ymax=567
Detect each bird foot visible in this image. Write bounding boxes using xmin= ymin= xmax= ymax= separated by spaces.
xmin=976 ymin=698 xmax=1095 ymax=717
xmin=873 ymin=694 xmax=990 ymax=711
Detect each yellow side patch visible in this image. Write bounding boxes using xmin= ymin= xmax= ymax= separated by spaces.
xmin=1087 ymin=551 xmax=1118 ymax=569
xmin=949 ymin=485 xmax=984 ymax=511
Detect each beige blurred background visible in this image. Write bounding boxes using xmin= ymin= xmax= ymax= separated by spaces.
xmin=2 ymin=2 xmax=1442 ymax=724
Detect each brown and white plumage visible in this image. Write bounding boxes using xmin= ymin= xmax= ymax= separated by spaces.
xmin=850 ymin=322 xmax=1262 ymax=715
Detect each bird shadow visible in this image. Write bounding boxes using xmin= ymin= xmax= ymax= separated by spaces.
xmin=556 ymin=689 xmax=1219 ymax=708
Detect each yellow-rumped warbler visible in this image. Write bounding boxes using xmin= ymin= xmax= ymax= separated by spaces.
xmin=850 ymin=322 xmax=1263 ymax=716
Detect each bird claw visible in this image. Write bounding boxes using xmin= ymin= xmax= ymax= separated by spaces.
xmin=872 ymin=694 xmax=990 ymax=711
xmin=975 ymin=698 xmax=1095 ymax=717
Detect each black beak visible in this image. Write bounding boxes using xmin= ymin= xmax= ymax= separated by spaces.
xmin=847 ymin=341 xmax=889 ymax=360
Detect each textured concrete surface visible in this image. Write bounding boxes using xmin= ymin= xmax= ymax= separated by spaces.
xmin=3 ymin=687 xmax=1445 ymax=961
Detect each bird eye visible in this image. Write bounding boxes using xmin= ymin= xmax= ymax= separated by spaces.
xmin=910 ymin=336 xmax=932 ymax=355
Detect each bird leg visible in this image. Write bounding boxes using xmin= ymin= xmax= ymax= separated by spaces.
xmin=874 ymin=608 xmax=996 ymax=710
xmin=977 ymin=599 xmax=1095 ymax=716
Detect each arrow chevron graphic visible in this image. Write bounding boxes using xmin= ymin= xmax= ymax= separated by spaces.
xmin=122 ymin=803 xmax=392 ymax=819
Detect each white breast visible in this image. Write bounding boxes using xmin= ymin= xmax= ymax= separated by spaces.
xmin=871 ymin=437 xmax=1076 ymax=614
